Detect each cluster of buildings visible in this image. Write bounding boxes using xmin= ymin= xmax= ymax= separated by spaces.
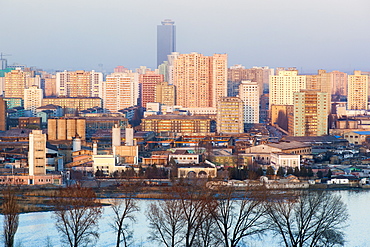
xmin=2 ymin=20 xmax=370 ymax=186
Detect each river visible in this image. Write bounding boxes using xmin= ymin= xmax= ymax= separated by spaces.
xmin=3 ymin=190 xmax=368 ymax=247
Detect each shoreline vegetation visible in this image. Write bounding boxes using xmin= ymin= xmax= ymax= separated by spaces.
xmin=0 ymin=179 xmax=367 ymax=214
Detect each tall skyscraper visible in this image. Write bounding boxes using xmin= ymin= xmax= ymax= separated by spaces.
xmin=4 ymin=69 xmax=27 ymax=98
xmin=172 ymin=52 xmax=227 ymax=108
xmin=157 ymin=19 xmax=176 ymax=67
xmin=348 ymin=71 xmax=368 ymax=110
xmin=238 ymin=81 xmax=260 ymax=124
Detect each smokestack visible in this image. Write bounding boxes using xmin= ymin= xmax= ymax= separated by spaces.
xmin=72 ymin=137 xmax=81 ymax=152
xmin=125 ymin=125 xmax=134 ymax=146
xmin=93 ymin=141 xmax=98 ymax=155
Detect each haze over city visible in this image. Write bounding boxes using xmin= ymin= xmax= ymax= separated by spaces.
xmin=2 ymin=0 xmax=370 ymax=73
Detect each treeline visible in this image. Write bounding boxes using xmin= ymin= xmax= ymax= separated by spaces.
xmin=2 ymin=184 xmax=348 ymax=247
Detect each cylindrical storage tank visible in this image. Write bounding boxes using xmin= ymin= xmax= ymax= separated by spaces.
xmin=125 ymin=126 xmax=134 ymax=146
xmin=66 ymin=119 xmax=77 ymax=140
xmin=57 ymin=118 xmax=67 ymax=140
xmin=47 ymin=118 xmax=57 ymax=140
xmin=72 ymin=137 xmax=82 ymax=152
xmin=112 ymin=124 xmax=121 ymax=147
xmin=76 ymin=118 xmax=86 ymax=140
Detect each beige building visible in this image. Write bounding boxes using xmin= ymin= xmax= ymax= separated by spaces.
xmin=216 ymin=97 xmax=244 ymax=134
xmin=270 ymin=153 xmax=300 ymax=169
xmin=28 ymin=130 xmax=46 ymax=176
xmin=270 ymin=105 xmax=294 ymax=131
xmin=269 ymin=70 xmax=306 ymax=108
xmin=348 ymin=71 xmax=368 ymax=110
xmin=56 ymin=70 xmax=103 ymax=98
xmin=238 ymin=80 xmax=259 ymax=124
xmin=141 ymin=114 xmax=211 ymax=135
xmin=155 ymin=81 xmax=176 ymax=106
xmin=103 ymin=72 xmax=139 ymax=113
xmin=172 ymin=53 xmax=227 ymax=108
xmin=4 ymin=69 xmax=27 ymax=98
xmin=292 ymin=90 xmax=329 ymax=136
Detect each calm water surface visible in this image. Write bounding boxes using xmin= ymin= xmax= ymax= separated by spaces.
xmin=3 ymin=190 xmax=369 ymax=247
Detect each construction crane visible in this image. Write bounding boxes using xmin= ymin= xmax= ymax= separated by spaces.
xmin=0 ymin=52 xmax=11 ymax=70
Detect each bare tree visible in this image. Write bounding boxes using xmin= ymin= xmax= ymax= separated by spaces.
xmin=110 ymin=186 xmax=139 ymax=247
xmin=147 ymin=199 xmax=185 ymax=247
xmin=212 ymin=186 xmax=267 ymax=247
xmin=53 ymin=185 xmax=103 ymax=247
xmin=174 ymin=185 xmax=216 ymax=247
xmin=265 ymin=190 xmax=348 ymax=247
xmin=2 ymin=186 xmax=20 ymax=247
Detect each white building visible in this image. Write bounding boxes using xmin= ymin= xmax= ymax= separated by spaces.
xmin=24 ymin=86 xmax=43 ymax=116
xmin=270 ymin=152 xmax=300 ymax=169
xmin=239 ymin=80 xmax=259 ymax=124
xmin=28 ymin=130 xmax=46 ymax=176
xmin=269 ymin=70 xmax=306 ymax=107
xmin=103 ymin=72 xmax=139 ymax=113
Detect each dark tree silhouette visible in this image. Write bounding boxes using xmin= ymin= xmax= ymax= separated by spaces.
xmin=110 ymin=186 xmax=139 ymax=247
xmin=2 ymin=186 xmax=20 ymax=247
xmin=53 ymin=185 xmax=103 ymax=247
xmin=265 ymin=190 xmax=348 ymax=247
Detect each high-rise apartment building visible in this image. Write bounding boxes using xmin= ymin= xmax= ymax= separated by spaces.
xmin=269 ymin=70 xmax=306 ymax=108
xmin=228 ymin=65 xmax=273 ymax=96
xmin=155 ymin=81 xmax=176 ymax=106
xmin=292 ymin=90 xmax=329 ymax=136
xmin=24 ymin=86 xmax=43 ymax=116
xmin=44 ymin=74 xmax=57 ymax=97
xmin=216 ymin=97 xmax=244 ymax=134
xmin=238 ymin=81 xmax=260 ymax=124
xmin=173 ymin=52 xmax=227 ymax=108
xmin=139 ymin=71 xmax=164 ymax=108
xmin=0 ymin=97 xmax=6 ymax=131
xmin=157 ymin=19 xmax=176 ymax=67
xmin=330 ymin=71 xmax=347 ymax=96
xmin=103 ymin=72 xmax=139 ymax=113
xmin=4 ymin=69 xmax=27 ymax=98
xmin=56 ymin=70 xmax=103 ymax=98
xmin=28 ymin=130 xmax=46 ymax=176
xmin=348 ymin=71 xmax=368 ymax=110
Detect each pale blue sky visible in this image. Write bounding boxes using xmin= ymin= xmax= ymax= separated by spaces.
xmin=1 ymin=0 xmax=369 ymax=73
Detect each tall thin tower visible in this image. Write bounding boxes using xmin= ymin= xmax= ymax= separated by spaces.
xmin=157 ymin=19 xmax=176 ymax=67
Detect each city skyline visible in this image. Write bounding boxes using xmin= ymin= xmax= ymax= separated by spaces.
xmin=1 ymin=0 xmax=370 ymax=73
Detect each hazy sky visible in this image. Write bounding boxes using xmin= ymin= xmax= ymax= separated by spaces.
xmin=1 ymin=0 xmax=370 ymax=73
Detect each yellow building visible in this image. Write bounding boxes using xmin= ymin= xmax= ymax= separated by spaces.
xmin=42 ymin=97 xmax=102 ymax=114
xmin=348 ymin=71 xmax=368 ymax=110
xmin=141 ymin=114 xmax=211 ymax=134
xmin=292 ymin=90 xmax=329 ymax=136
xmin=155 ymin=81 xmax=176 ymax=106
xmin=216 ymin=97 xmax=243 ymax=134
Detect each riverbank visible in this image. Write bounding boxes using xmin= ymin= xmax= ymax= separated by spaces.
xmin=1 ymin=180 xmax=370 ymax=214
